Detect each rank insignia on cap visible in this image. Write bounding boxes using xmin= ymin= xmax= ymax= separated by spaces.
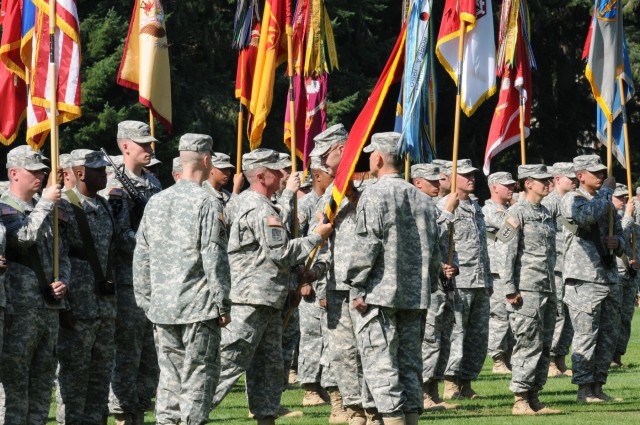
xmin=267 ymin=216 xmax=282 ymax=227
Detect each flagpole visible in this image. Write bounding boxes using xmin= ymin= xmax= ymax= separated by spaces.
xmin=519 ymin=91 xmax=526 ymax=164
xmin=149 ymin=110 xmax=156 ymax=152
xmin=619 ymin=75 xmax=635 ymax=260
xmin=607 ymin=120 xmax=614 ymax=255
xmin=236 ymin=101 xmax=244 ymax=170
xmin=48 ymin=0 xmax=60 ymax=280
xmin=286 ymin=0 xmax=299 ymax=238
xmin=405 ymin=154 xmax=411 ymax=181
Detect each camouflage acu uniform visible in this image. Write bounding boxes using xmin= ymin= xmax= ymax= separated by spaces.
xmin=56 ymin=177 xmax=118 ymax=425
xmin=497 ymin=198 xmax=556 ymax=394
xmin=346 ymin=171 xmax=441 ymax=417
xmin=134 ymin=142 xmax=231 ymax=425
xmin=103 ymin=166 xmax=161 ymax=414
xmin=437 ymin=196 xmax=492 ymax=381
xmin=0 ymin=189 xmax=70 ymax=425
xmin=561 ymin=184 xmax=624 ymax=386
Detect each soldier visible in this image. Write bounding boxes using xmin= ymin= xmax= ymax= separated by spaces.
xmin=56 ymin=149 xmax=118 ymax=425
xmin=561 ymin=154 xmax=623 ymax=402
xmin=211 ymin=148 xmax=333 ymax=425
xmin=483 ymin=171 xmax=517 ymax=374
xmin=60 ymin=153 xmax=77 ymax=190
xmin=411 ymin=163 xmax=461 ymax=412
xmin=496 ymin=164 xmax=560 ymax=415
xmin=0 ymin=145 xmax=69 ymax=425
xmin=432 ymin=159 xmax=452 ymax=200
xmin=143 ymin=156 xmax=162 ymax=179
xmin=346 ymin=133 xmax=442 ymax=425
xmin=104 ymin=120 xmax=162 ymax=425
xmin=543 ymin=162 xmax=577 ymax=377
xmin=611 ymin=184 xmax=639 ymax=368
xmin=171 ymin=157 xmax=182 ymax=182
xmin=133 ymin=134 xmax=231 ymax=425
xmin=437 ymin=159 xmax=491 ymax=400
xmin=203 ymin=152 xmax=244 ymax=206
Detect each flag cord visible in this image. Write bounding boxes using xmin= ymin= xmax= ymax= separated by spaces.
xmin=619 ymin=76 xmax=635 ymax=260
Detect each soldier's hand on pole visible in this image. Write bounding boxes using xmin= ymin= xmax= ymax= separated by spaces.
xmin=232 ymin=173 xmax=245 ymax=194
xmin=604 ymin=235 xmax=619 ymax=250
xmin=353 ymin=297 xmax=368 ymax=314
xmin=506 ymin=292 xmax=522 ymax=306
xmin=629 ymin=259 xmax=640 ymax=271
xmin=319 ymin=299 xmax=327 ymax=309
xmin=218 ymin=314 xmax=231 ymax=328
xmin=47 ymin=166 xmax=63 ymax=187
xmin=442 ymin=263 xmax=458 ymax=279
xmin=286 ymin=171 xmax=301 ymax=193
xmin=314 ymin=222 xmax=334 ymax=240
xmin=300 ymin=283 xmax=314 ymax=298
xmin=444 ymin=192 xmax=459 ymax=213
xmin=625 ymin=199 xmax=635 ymax=217
xmin=42 ymin=184 xmax=62 ymax=204
xmin=50 ymin=280 xmax=67 ymax=300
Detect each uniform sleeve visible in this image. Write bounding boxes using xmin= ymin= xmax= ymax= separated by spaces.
xmin=562 ymin=188 xmax=613 ymax=227
xmin=477 ymin=208 xmax=493 ymax=289
xmin=56 ymin=201 xmax=71 ymax=285
xmin=258 ymin=210 xmax=322 ymax=267
xmin=132 ymin=210 xmax=151 ymax=315
xmin=3 ymin=197 xmax=54 ymax=247
xmin=496 ymin=212 xmax=521 ymax=295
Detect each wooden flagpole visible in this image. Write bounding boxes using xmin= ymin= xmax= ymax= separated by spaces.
xmin=149 ymin=110 xmax=156 ymax=152
xmin=286 ymin=0 xmax=299 ymax=238
xmin=48 ymin=0 xmax=60 ymax=280
xmin=619 ymin=76 xmax=635 ymax=259
xmin=519 ymin=91 xmax=526 ymax=164
xmin=403 ymin=0 xmax=410 ymax=182
xmin=607 ymin=119 xmax=614 ymax=255
xmin=236 ymin=101 xmax=244 ymax=170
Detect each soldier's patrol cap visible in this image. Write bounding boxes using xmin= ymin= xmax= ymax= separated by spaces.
xmin=6 ymin=145 xmax=50 ymax=171
xmin=310 ymin=124 xmax=348 ymax=157
xmin=488 ymin=171 xmax=516 ymax=186
xmin=363 ymin=132 xmax=401 ymax=154
xmin=300 ymin=172 xmax=312 ymax=189
xmin=551 ymin=162 xmax=576 ymax=178
xmin=71 ymin=149 xmax=110 ymax=168
xmin=411 ymin=163 xmax=440 ymax=181
xmin=309 ymin=156 xmax=329 ymax=173
xmin=278 ymin=153 xmax=293 ymax=169
xmin=172 ymin=157 xmax=182 ymax=172
xmin=453 ymin=159 xmax=478 ymax=175
xmin=179 ymin=133 xmax=213 ymax=153
xmin=117 ymin=120 xmax=158 ymax=144
xmin=242 ymin=148 xmax=288 ymax=171
xmin=211 ymin=152 xmax=235 ymax=169
xmin=60 ymin=153 xmax=73 ymax=169
xmin=432 ymin=159 xmax=452 ymax=175
xmin=147 ymin=157 xmax=162 ymax=167
xmin=613 ymin=183 xmax=628 ymax=197
xmin=573 ymin=155 xmax=607 ymax=172
xmin=518 ymin=164 xmax=553 ymax=180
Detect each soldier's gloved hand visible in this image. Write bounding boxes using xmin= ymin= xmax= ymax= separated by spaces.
xmin=218 ymin=314 xmax=231 ymax=328
xmin=50 ymin=280 xmax=67 ymax=300
xmin=602 ymin=176 xmax=616 ymax=190
xmin=353 ymin=297 xmax=368 ymax=314
xmin=297 ymin=267 xmax=317 ymax=284
xmin=625 ymin=199 xmax=635 ymax=217
xmin=506 ymin=292 xmax=522 ymax=306
xmin=442 ymin=263 xmax=458 ymax=279
xmin=286 ymin=172 xmax=301 ymax=193
xmin=314 ymin=222 xmax=333 ymax=240
xmin=604 ymin=235 xmax=619 ymax=250
xmin=629 ymin=259 xmax=640 ymax=271
xmin=233 ymin=173 xmax=245 ymax=194
xmin=444 ymin=192 xmax=459 ymax=213
xmin=300 ymin=283 xmax=314 ymax=298
xmin=47 ymin=166 xmax=64 ymax=187
xmin=43 ymin=184 xmax=62 ymax=204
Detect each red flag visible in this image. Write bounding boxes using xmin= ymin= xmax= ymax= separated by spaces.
xmin=235 ymin=21 xmax=261 ymax=109
xmin=327 ymin=24 xmax=406 ymax=220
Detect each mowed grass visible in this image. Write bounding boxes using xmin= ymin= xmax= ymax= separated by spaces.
xmin=48 ymin=309 xmax=640 ymax=424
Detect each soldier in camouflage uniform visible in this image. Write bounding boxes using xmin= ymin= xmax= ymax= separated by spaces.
xmin=203 ymin=152 xmax=244 ymax=208
xmin=483 ymin=172 xmax=516 ymax=374
xmin=496 ymin=164 xmax=560 ymax=415
xmin=60 ymin=153 xmax=76 ymax=190
xmin=432 ymin=159 xmax=452 ymax=200
xmin=56 ymin=150 xmax=118 ymax=425
xmin=561 ymin=155 xmax=623 ymax=402
xmin=611 ymin=184 xmax=640 ymax=368
xmin=411 ymin=163 xmax=461 ymax=412
xmin=133 ymin=134 xmax=231 ymax=425
xmin=542 ymin=162 xmax=577 ymax=377
xmin=346 ymin=133 xmax=442 ymax=425
xmin=211 ymin=149 xmax=333 ymax=425
xmin=171 ymin=157 xmax=182 ymax=182
xmin=0 ymin=145 xmax=69 ymax=425
xmin=103 ymin=121 xmax=162 ymax=425
xmin=437 ymin=159 xmax=492 ymax=400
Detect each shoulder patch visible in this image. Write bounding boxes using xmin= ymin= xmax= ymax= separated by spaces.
xmin=506 ymin=216 xmax=520 ymax=229
xmin=1 ymin=207 xmax=17 ymax=216
xmin=267 ymin=215 xmax=282 ymax=227
xmin=109 ymin=188 xmax=124 ymax=197
xmin=497 ymin=215 xmax=520 ymax=242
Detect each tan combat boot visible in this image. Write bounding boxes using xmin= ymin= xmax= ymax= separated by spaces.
xmin=443 ymin=376 xmax=462 ymax=400
xmin=512 ymin=393 xmax=536 ymax=415
xmin=328 ymin=389 xmax=350 ymax=424
xmin=114 ymin=413 xmax=134 ymax=425
xmin=405 ymin=412 xmax=419 ymax=425
xmin=303 ymin=383 xmax=330 ymax=406
xmin=460 ymin=380 xmax=483 ymax=399
xmin=428 ymin=381 xmax=461 ymax=410
xmin=422 ymin=382 xmax=445 ymax=411
xmin=610 ymin=353 xmax=623 ymax=369
xmin=492 ymin=355 xmax=512 ymax=374
xmin=288 ymin=368 xmax=299 ymax=385
xmin=555 ymin=355 xmax=573 ymax=376
xmin=346 ymin=407 xmax=367 ymax=425
xmin=593 ymin=382 xmax=623 ymax=401
xmin=528 ymin=390 xmax=561 ymax=414
xmin=256 ymin=417 xmax=276 ymax=425
xmin=547 ymin=359 xmax=564 ymax=378
xmin=364 ymin=408 xmax=383 ymax=425
xmin=380 ymin=415 xmax=405 ymax=425
xmin=577 ymin=383 xmax=604 ymax=403
xmin=277 ymin=405 xmax=304 ymax=417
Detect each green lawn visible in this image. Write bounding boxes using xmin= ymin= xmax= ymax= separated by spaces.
xmin=48 ymin=309 xmax=640 ymax=424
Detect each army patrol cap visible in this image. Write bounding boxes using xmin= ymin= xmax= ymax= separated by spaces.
xmin=242 ymin=148 xmax=288 ymax=171
xmin=432 ymin=159 xmax=452 ymax=175
xmin=278 ymin=153 xmax=292 ymax=169
xmin=488 ymin=171 xmax=516 ymax=186
xmin=60 ymin=153 xmax=73 ymax=169
xmin=518 ymin=164 xmax=553 ymax=180
xmin=310 ymin=124 xmax=348 ymax=157
xmin=71 ymin=149 xmax=110 ymax=168
xmin=452 ymin=159 xmax=478 ymax=175
xmin=147 ymin=157 xmax=162 ymax=167
xmin=172 ymin=157 xmax=182 ymax=172
xmin=300 ymin=172 xmax=312 ymax=189
xmin=411 ymin=163 xmax=440 ymax=181
xmin=573 ymin=155 xmax=607 ymax=173
xmin=211 ymin=152 xmax=235 ymax=169
xmin=551 ymin=162 xmax=576 ymax=178
xmin=117 ymin=120 xmax=158 ymax=144
xmin=6 ymin=145 xmax=50 ymax=171
xmin=179 ymin=133 xmax=213 ymax=153
xmin=613 ymin=183 xmax=629 ymax=198
xmin=363 ymin=132 xmax=401 ymax=154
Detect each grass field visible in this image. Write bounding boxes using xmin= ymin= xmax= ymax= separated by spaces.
xmin=48 ymin=309 xmax=640 ymax=424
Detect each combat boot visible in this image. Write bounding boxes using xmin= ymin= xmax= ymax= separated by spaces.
xmin=364 ymin=408 xmax=383 ymax=425
xmin=512 ymin=393 xmax=536 ymax=415
xmin=422 ymin=382 xmax=445 ymax=411
xmin=405 ymin=412 xmax=419 ymax=425
xmin=528 ymin=390 xmax=561 ymax=414
xmin=346 ymin=407 xmax=367 ymax=425
xmin=303 ymin=383 xmax=330 ymax=406
xmin=593 ymin=382 xmax=623 ymax=401
xmin=555 ymin=355 xmax=573 ymax=376
xmin=328 ymin=389 xmax=349 ymax=424
xmin=256 ymin=417 xmax=276 ymax=425
xmin=610 ymin=353 xmax=623 ymax=369
xmin=547 ymin=359 xmax=564 ymax=377
xmin=460 ymin=380 xmax=483 ymax=399
xmin=380 ymin=415 xmax=405 ymax=425
xmin=443 ymin=376 xmax=462 ymax=400
xmin=288 ymin=368 xmax=299 ymax=385
xmin=492 ymin=355 xmax=512 ymax=374
xmin=428 ymin=380 xmax=461 ymax=410
xmin=577 ymin=383 xmax=604 ymax=403
xmin=277 ymin=406 xmax=304 ymax=417
xmin=114 ymin=413 xmax=134 ymax=425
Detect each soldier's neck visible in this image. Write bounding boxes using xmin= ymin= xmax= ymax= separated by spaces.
xmin=208 ymin=177 xmax=223 ymax=191
xmin=490 ymin=194 xmax=508 ymax=206
xmin=123 ymin=160 xmax=144 ymax=177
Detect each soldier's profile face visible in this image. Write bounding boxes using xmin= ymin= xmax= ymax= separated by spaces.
xmin=456 ymin=172 xmax=475 ymax=193
xmin=12 ymin=167 xmax=46 ymax=194
xmin=439 ymin=174 xmax=451 ymax=191
xmin=84 ymin=166 xmax=108 ymax=192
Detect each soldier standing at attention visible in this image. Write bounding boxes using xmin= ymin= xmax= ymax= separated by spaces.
xmin=171 ymin=157 xmax=182 ymax=182
xmin=543 ymin=162 xmax=577 ymax=377
xmin=0 ymin=145 xmax=69 ymax=425
xmin=497 ymin=164 xmax=560 ymax=415
xmin=211 ymin=149 xmax=333 ymax=425
xmin=561 ymin=155 xmax=623 ymax=403
xmin=56 ymin=149 xmax=118 ymax=425
xmin=60 ymin=153 xmax=77 ymax=190
xmin=483 ymin=172 xmax=517 ymax=375
xmin=133 ymin=134 xmax=231 ymax=425
xmin=104 ymin=121 xmax=162 ymax=425
xmin=203 ymin=152 xmax=244 ymax=207
xmin=346 ymin=133 xmax=442 ymax=425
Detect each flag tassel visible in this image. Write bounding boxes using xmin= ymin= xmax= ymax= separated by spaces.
xmin=48 ymin=0 xmax=59 ymax=279
xmin=618 ymin=75 xmax=635 ymax=260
